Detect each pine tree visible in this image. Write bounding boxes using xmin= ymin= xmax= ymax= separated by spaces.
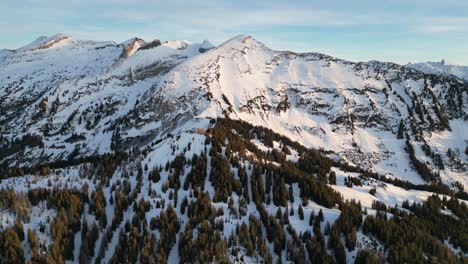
xmin=0 ymin=228 xmax=25 ymax=263
xmin=329 ymin=171 xmax=336 ymax=185
xmin=309 ymin=211 xmax=315 ymax=226
xmin=288 ymin=185 xmax=294 ymax=203
xmin=298 ymin=205 xmax=304 ymax=220
xmin=318 ymin=209 xmax=324 ymax=222
xmin=345 ymin=226 xmax=357 ymax=251
xmin=324 ymin=222 xmax=331 ymax=236
xmin=397 ymin=120 xmax=404 ymax=139
xmin=355 ymin=250 xmax=379 ymax=264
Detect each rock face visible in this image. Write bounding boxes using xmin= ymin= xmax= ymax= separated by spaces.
xmin=0 ymin=34 xmax=467 ymax=187
xmin=138 ymin=39 xmax=162 ymax=51
xmin=121 ymin=37 xmax=146 ymax=57
xmin=198 ymin=40 xmax=215 ymax=53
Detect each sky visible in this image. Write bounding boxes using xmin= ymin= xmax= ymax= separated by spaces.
xmin=1 ymin=0 xmax=468 ymax=65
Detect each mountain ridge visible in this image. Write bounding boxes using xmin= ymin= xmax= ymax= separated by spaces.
xmin=1 ymin=34 xmax=466 ymax=187
xmin=408 ymin=61 xmax=468 ymax=82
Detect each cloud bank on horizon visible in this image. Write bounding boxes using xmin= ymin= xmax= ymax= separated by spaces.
xmin=1 ymin=0 xmax=467 ymax=65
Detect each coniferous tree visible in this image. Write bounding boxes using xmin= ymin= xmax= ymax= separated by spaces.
xmin=397 ymin=120 xmax=404 ymax=139
xmin=298 ymin=205 xmax=304 ymax=220
xmin=309 ymin=211 xmax=315 ymax=226
xmin=318 ymin=209 xmax=324 ymax=222
xmin=329 ymin=171 xmax=337 ymax=185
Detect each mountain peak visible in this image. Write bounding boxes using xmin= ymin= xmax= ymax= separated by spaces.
xmin=120 ymin=37 xmax=146 ymax=47
xmin=162 ymin=40 xmax=190 ymax=50
xmin=199 ymin=40 xmax=215 ymax=53
xmin=18 ymin=33 xmax=72 ymax=51
xmin=230 ymin=34 xmax=251 ymax=42
xmin=214 ymin=34 xmax=270 ymax=55
xmin=219 ymin=34 xmax=258 ymax=47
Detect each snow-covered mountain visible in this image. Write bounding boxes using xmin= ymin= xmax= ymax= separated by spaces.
xmin=0 ymin=34 xmax=467 ymax=263
xmin=2 ymin=34 xmax=466 ymax=187
xmin=408 ymin=61 xmax=468 ymax=82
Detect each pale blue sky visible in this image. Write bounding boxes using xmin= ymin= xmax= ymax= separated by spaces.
xmin=1 ymin=0 xmax=467 ymax=65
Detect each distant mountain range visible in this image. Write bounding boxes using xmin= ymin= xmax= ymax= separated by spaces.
xmin=408 ymin=61 xmax=468 ymax=82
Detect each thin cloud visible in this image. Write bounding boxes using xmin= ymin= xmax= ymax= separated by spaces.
xmin=412 ymin=17 xmax=468 ymax=33
xmin=0 ymin=0 xmax=467 ymax=64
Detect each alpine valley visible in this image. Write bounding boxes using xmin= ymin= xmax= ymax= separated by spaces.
xmin=0 ymin=34 xmax=467 ymax=264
